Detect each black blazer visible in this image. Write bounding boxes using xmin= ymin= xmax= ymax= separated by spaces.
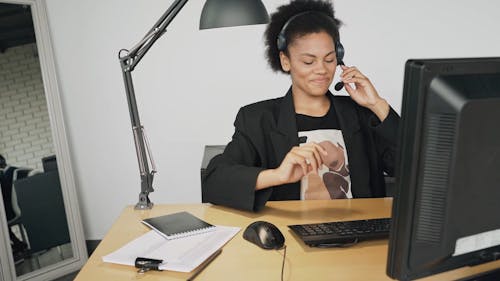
xmin=202 ymin=89 xmax=399 ymax=212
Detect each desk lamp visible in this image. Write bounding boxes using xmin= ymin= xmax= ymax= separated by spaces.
xmin=118 ymin=0 xmax=269 ymax=210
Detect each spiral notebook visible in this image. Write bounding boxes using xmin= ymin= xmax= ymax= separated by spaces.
xmin=142 ymin=211 xmax=216 ymax=239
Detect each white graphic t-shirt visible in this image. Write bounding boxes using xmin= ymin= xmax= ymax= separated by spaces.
xmin=299 ymin=129 xmax=352 ymax=200
xmin=295 ymin=102 xmax=352 ymax=200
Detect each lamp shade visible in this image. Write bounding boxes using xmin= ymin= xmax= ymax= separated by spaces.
xmin=200 ymin=0 xmax=269 ymax=30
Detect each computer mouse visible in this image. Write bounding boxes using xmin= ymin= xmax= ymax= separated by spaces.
xmin=243 ymin=221 xmax=285 ymax=250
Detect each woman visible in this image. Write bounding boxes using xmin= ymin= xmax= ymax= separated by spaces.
xmin=202 ymin=0 xmax=399 ymax=211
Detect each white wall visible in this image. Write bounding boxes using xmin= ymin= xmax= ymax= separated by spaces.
xmin=42 ymin=0 xmax=500 ymax=239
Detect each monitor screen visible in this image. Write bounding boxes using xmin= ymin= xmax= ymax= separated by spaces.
xmin=387 ymin=57 xmax=500 ymax=280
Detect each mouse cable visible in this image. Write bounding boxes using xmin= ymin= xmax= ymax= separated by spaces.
xmin=280 ymin=245 xmax=287 ymax=281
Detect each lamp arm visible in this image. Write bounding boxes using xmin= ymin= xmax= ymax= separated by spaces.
xmin=118 ymin=0 xmax=189 ymax=209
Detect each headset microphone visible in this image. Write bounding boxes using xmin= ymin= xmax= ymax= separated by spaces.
xmin=334 ymin=60 xmax=345 ymax=91
xmin=333 ymin=34 xmax=345 ymax=91
xmin=334 ymin=81 xmax=344 ymax=91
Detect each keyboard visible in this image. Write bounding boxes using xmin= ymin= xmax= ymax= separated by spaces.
xmin=288 ymin=218 xmax=391 ymax=247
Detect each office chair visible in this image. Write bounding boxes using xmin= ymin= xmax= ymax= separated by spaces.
xmin=200 ymin=145 xmax=226 ymax=203
xmin=1 ymin=166 xmax=17 ymax=222
xmin=10 ymin=168 xmax=33 ymax=225
xmin=1 ymin=167 xmax=33 ymax=246
xmin=13 ymin=170 xmax=71 ymax=265
xmin=10 ymin=169 xmax=42 ymax=235
xmin=41 ymin=155 xmax=57 ymax=172
xmin=200 ymin=145 xmax=226 ymax=180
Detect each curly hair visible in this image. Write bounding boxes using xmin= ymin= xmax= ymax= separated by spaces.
xmin=264 ymin=0 xmax=342 ymax=73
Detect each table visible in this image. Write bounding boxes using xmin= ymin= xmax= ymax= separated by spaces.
xmin=75 ymin=198 xmax=500 ymax=280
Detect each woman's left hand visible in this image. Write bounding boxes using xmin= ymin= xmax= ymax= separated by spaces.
xmin=340 ymin=65 xmax=390 ymax=121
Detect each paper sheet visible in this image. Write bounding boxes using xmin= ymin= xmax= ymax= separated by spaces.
xmin=102 ymin=225 xmax=240 ymax=272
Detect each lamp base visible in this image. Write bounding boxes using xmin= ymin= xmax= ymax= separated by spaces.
xmin=134 ymin=192 xmax=153 ymax=210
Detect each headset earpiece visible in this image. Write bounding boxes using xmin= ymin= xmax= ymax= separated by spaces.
xmin=277 ymin=12 xmax=305 ymax=52
xmin=277 ymin=32 xmax=287 ymax=52
xmin=335 ymin=40 xmax=344 ymax=64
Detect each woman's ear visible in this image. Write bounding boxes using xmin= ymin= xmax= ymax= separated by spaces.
xmin=279 ymin=51 xmax=291 ymax=72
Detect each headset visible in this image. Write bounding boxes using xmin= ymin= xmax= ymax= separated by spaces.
xmin=277 ymin=11 xmax=346 ymax=90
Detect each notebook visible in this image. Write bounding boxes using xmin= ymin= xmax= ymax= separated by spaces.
xmin=141 ymin=211 xmax=216 ymax=239
xmin=102 ymin=225 xmax=240 ymax=272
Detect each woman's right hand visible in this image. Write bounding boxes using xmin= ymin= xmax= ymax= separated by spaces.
xmin=256 ymin=143 xmax=328 ymax=190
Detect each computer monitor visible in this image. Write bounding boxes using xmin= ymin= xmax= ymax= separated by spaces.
xmin=387 ymin=57 xmax=500 ymax=280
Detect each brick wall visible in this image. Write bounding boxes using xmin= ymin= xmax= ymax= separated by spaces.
xmin=0 ymin=43 xmax=54 ymax=171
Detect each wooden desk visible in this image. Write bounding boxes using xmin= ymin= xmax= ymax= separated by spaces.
xmin=75 ymin=199 xmax=500 ymax=281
